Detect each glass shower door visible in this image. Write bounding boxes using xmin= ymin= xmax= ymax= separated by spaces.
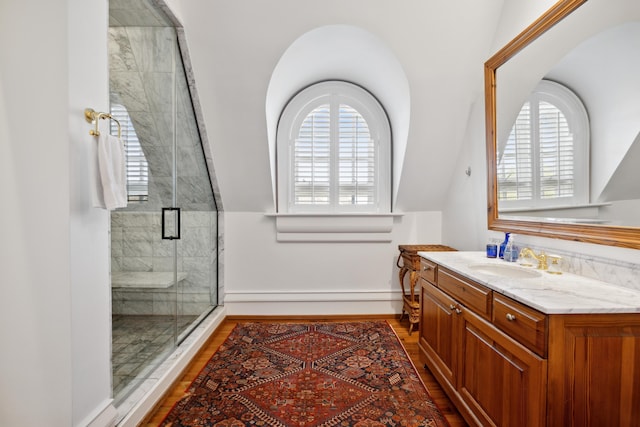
xmin=108 ymin=5 xmax=218 ymax=409
xmin=169 ymin=39 xmax=218 ymax=343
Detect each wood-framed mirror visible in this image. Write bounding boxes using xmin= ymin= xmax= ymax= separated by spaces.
xmin=485 ymin=0 xmax=640 ymax=250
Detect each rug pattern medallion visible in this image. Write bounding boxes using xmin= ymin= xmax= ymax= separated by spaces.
xmin=161 ymin=321 xmax=448 ymax=427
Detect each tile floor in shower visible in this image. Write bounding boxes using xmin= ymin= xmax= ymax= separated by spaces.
xmin=112 ymin=314 xmax=198 ymax=402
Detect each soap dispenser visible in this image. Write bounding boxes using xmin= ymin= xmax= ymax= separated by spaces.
xmin=503 ymin=234 xmax=517 ymax=262
xmin=499 ymin=232 xmax=511 ymax=259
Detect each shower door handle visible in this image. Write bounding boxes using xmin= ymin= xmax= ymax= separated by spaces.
xmin=161 ymin=207 xmax=181 ymax=240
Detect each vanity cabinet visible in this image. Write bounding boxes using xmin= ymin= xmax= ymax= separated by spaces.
xmin=420 ymin=281 xmax=457 ymax=388
xmin=547 ymin=314 xmax=640 ymax=426
xmin=457 ymin=301 xmax=546 ymax=426
xmin=419 ymin=260 xmax=640 ymax=426
xmin=420 ymin=265 xmax=546 ymax=426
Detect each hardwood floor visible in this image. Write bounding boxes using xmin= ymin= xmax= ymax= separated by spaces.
xmin=142 ymin=316 xmax=468 ymax=426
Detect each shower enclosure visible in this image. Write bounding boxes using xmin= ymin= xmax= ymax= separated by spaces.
xmin=107 ymin=0 xmax=220 ymax=407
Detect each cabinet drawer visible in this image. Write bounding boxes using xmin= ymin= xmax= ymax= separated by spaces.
xmin=438 ymin=268 xmax=492 ymax=318
xmin=493 ymin=294 xmax=548 ymax=357
xmin=420 ymin=258 xmax=437 ymax=283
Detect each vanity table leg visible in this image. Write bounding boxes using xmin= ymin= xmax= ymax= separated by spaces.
xmin=407 ymin=269 xmax=420 ymax=335
xmin=399 ymin=266 xmax=409 ymax=321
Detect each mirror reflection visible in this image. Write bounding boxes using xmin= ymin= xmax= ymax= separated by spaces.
xmin=495 ymin=0 xmax=640 ymax=227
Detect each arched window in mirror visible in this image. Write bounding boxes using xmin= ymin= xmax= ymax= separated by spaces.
xmin=277 ymin=81 xmax=391 ymax=213
xmin=497 ymin=80 xmax=589 ymax=209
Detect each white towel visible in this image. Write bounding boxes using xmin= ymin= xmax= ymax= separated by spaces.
xmin=93 ymin=133 xmax=128 ymax=210
xmin=90 ymin=138 xmax=106 ymax=209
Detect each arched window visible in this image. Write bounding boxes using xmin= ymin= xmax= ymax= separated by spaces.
xmin=277 ymin=81 xmax=391 ymax=213
xmin=497 ymin=80 xmax=589 ymax=209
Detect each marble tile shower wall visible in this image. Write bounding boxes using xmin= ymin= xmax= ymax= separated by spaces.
xmin=111 ymin=211 xmax=217 ymax=315
xmin=109 ymin=26 xmax=217 ymax=213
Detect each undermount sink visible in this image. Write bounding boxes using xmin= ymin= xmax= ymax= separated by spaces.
xmin=468 ymin=263 xmax=542 ymax=279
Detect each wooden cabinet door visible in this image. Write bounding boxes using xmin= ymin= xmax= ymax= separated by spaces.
xmin=458 ymin=306 xmax=547 ymax=427
xmin=548 ymin=314 xmax=640 ymax=427
xmin=420 ymin=280 xmax=458 ymax=389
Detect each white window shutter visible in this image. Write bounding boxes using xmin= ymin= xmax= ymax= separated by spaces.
xmin=294 ymin=104 xmax=330 ymax=205
xmin=337 ymin=104 xmax=375 ymax=206
xmin=498 ymin=102 xmax=533 ymax=201
xmin=538 ymin=101 xmax=574 ymax=199
xmin=110 ymin=104 xmax=149 ymax=202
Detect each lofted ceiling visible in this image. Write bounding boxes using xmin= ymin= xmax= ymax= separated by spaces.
xmin=164 ymin=0 xmax=504 ymax=212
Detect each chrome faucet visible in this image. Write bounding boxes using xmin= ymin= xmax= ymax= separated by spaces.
xmin=519 ymin=248 xmax=548 ymax=270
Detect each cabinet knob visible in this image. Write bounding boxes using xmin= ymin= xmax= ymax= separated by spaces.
xmin=423 ymin=265 xmax=432 ymax=271
xmin=449 ymin=304 xmax=456 ymax=311
xmin=455 ymin=308 xmax=462 ymax=315
xmin=506 ymin=313 xmax=516 ymax=322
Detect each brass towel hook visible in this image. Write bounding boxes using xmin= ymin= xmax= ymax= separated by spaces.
xmin=84 ymin=108 xmax=122 ymax=138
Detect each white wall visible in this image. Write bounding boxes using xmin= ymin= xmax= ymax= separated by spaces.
xmin=69 ymin=0 xmax=116 ymax=425
xmin=0 ymin=0 xmax=114 ymax=426
xmin=0 ymin=2 xmax=71 ymax=424
xmin=441 ymin=100 xmax=488 ymax=251
xmin=223 ymin=212 xmax=442 ymax=315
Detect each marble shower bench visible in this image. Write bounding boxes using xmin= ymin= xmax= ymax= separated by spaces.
xmin=111 ymin=271 xmax=204 ymax=316
xmin=111 ymin=271 xmax=188 ymax=289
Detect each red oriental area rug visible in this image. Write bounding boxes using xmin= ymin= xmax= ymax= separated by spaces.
xmin=161 ymin=321 xmax=449 ymax=426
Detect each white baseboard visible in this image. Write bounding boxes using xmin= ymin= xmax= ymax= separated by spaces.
xmin=80 ymin=399 xmax=117 ymax=427
xmin=224 ymin=290 xmax=403 ymax=316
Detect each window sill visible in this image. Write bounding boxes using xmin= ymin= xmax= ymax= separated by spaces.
xmin=499 ymin=202 xmax=610 ymax=213
xmin=265 ymin=212 xmax=403 ymax=242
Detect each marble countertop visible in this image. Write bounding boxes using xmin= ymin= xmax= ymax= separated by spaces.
xmin=418 ymin=251 xmax=640 ymax=314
